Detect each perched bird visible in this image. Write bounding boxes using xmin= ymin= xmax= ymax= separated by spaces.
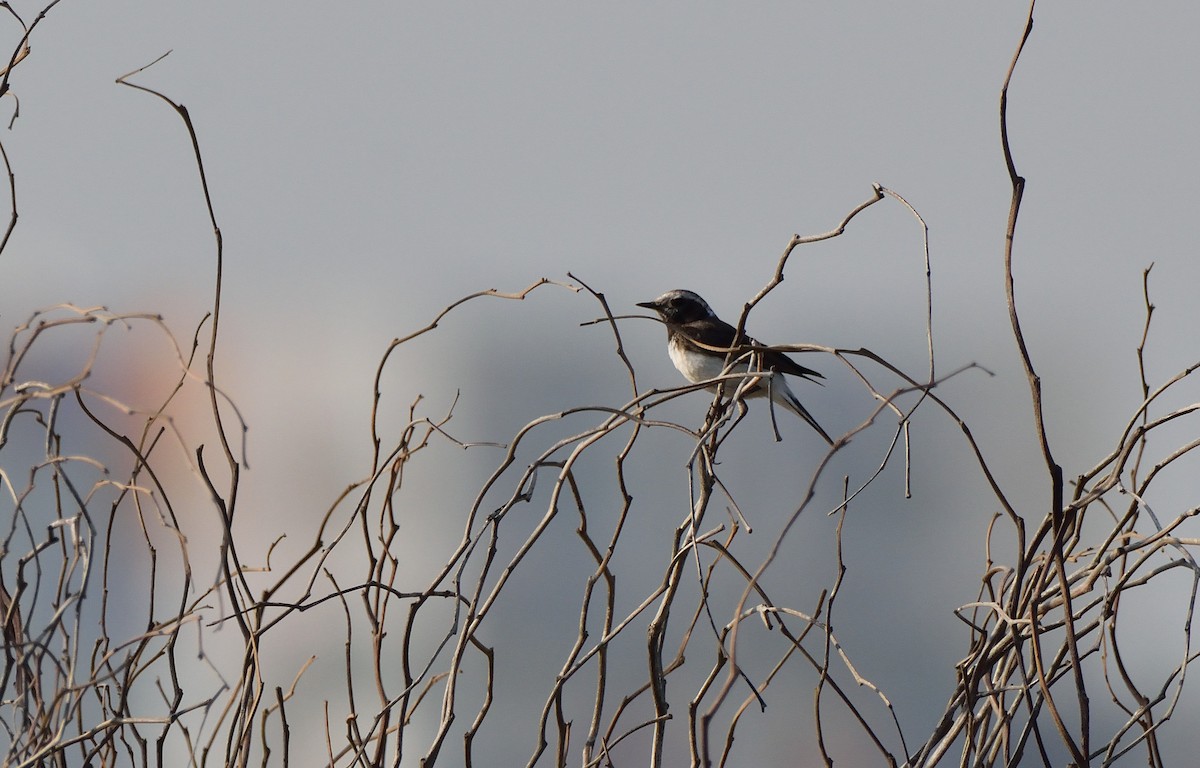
xmin=637 ymin=289 xmax=833 ymax=444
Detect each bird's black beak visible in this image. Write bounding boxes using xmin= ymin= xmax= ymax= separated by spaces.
xmin=636 ymin=300 xmax=659 ymax=311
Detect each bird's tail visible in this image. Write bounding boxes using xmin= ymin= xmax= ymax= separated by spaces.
xmin=778 ymin=389 xmax=835 ymax=446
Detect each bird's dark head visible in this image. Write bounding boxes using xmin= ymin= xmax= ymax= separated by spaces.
xmin=636 ymin=290 xmax=715 ymax=325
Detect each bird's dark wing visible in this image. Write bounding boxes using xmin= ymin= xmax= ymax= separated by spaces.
xmin=679 ymin=318 xmax=824 ymax=383
xmin=760 ymin=347 xmax=824 ymax=383
xmin=676 ymin=317 xmax=740 ymax=350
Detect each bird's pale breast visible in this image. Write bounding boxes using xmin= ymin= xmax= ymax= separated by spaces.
xmin=668 ymin=335 xmax=729 ymax=383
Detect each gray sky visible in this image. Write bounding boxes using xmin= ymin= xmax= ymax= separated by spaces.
xmin=4 ymin=2 xmax=1200 ymax=765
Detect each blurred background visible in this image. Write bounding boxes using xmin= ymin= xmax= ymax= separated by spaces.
xmin=2 ymin=2 xmax=1199 ymax=765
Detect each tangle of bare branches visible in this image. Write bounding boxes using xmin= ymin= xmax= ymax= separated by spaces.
xmin=4 ymin=4 xmax=1199 ymax=768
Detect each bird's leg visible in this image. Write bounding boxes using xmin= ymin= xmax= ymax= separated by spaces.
xmin=713 ymin=397 xmax=749 ymax=453
xmin=697 ymin=386 xmax=734 ymax=455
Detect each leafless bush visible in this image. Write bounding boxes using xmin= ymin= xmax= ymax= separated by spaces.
xmin=3 ymin=2 xmax=1198 ymax=767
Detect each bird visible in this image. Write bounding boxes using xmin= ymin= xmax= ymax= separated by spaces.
xmin=637 ymin=289 xmax=833 ymax=444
